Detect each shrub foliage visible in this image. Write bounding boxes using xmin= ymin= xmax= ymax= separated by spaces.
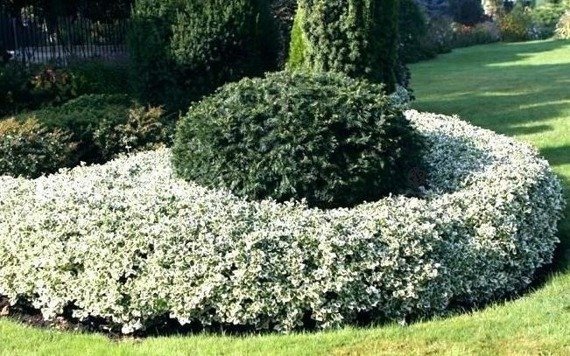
xmin=452 ymin=21 xmax=500 ymax=48
xmin=129 ymin=0 xmax=279 ymax=112
xmin=16 ymin=94 xmax=172 ymax=167
xmin=0 ymin=112 xmax=564 ymax=333
xmin=498 ymin=4 xmax=534 ymax=42
xmin=23 ymin=94 xmax=133 ymax=162
xmin=555 ymin=10 xmax=570 ymax=39
xmin=173 ymin=72 xmax=424 ymax=209
xmin=288 ymin=0 xmax=399 ymax=92
xmin=0 ymin=63 xmax=33 ymax=117
xmin=0 ymin=118 xmax=76 ymax=178
xmin=0 ymin=62 xmax=130 ymax=118
xmin=532 ymin=3 xmax=568 ymax=38
xmin=398 ymin=0 xmax=432 ymax=63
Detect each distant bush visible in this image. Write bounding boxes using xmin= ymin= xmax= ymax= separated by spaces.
xmin=555 ymin=10 xmax=570 ymax=38
xmin=532 ymin=3 xmax=568 ymax=38
xmin=499 ymin=4 xmax=534 ymax=41
xmin=288 ymin=0 xmax=399 ymax=93
xmin=173 ymin=71 xmax=424 ymax=209
xmin=0 ymin=118 xmax=76 ymax=178
xmin=416 ymin=0 xmax=452 ymax=18
xmin=129 ymin=0 xmax=279 ymax=112
xmin=30 ymin=66 xmax=82 ymax=106
xmin=67 ymin=60 xmax=130 ymax=95
xmin=94 ymin=105 xmax=173 ymax=159
xmin=425 ymin=16 xmax=455 ymax=55
xmin=1 ymin=62 xmax=130 ymax=118
xmin=26 ymin=94 xmax=132 ymax=161
xmin=453 ymin=21 xmax=500 ymax=47
xmin=399 ymin=1 xmax=495 ymax=64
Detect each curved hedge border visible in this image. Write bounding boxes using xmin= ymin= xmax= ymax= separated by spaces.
xmin=0 ymin=111 xmax=564 ymax=333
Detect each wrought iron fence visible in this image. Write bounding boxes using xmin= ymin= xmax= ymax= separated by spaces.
xmin=0 ymin=9 xmax=129 ymax=66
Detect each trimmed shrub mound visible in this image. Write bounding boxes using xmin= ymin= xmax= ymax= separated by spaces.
xmin=0 ymin=111 xmax=564 ymax=334
xmin=172 ymin=72 xmax=424 ymax=209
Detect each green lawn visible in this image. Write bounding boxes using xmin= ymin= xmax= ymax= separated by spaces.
xmin=1 ymin=40 xmax=569 ymax=355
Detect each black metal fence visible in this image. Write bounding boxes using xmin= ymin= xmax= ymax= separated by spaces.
xmin=0 ymin=9 xmax=129 ymax=66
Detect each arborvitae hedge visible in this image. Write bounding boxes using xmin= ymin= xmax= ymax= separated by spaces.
xmin=288 ymin=0 xmax=399 ymax=93
xmin=129 ymin=0 xmax=279 ymax=112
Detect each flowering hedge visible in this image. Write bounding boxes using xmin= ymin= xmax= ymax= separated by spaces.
xmin=0 ymin=111 xmax=564 ymax=333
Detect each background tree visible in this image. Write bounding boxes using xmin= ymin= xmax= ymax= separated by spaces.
xmin=288 ymin=0 xmax=399 ymax=93
xmin=399 ymin=0 xmax=432 ymax=63
xmin=129 ymin=0 xmax=279 ymax=112
xmin=449 ymin=0 xmax=485 ymax=25
xmin=415 ymin=0 xmax=452 ymax=18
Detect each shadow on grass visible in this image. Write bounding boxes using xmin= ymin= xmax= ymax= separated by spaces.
xmin=413 ymin=41 xmax=570 ymax=137
xmin=414 ymin=79 xmax=569 ymax=137
xmin=412 ymin=40 xmax=570 ymax=276
xmin=541 ymin=145 xmax=570 ymax=166
xmin=506 ymin=124 xmax=553 ymax=136
xmin=481 ymin=40 xmax=570 ymax=66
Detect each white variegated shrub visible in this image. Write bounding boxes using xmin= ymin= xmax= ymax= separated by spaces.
xmin=0 ymin=111 xmax=564 ymax=334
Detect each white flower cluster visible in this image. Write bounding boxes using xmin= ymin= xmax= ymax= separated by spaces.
xmin=0 ymin=111 xmax=564 ymax=334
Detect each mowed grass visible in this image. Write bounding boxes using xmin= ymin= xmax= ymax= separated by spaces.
xmin=412 ymin=39 xmax=570 ymax=267
xmin=1 ymin=40 xmax=569 ymax=355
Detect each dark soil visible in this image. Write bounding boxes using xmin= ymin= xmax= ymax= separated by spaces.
xmin=0 ymin=295 xmax=263 ymax=339
xmin=0 ymin=295 xmax=126 ymax=338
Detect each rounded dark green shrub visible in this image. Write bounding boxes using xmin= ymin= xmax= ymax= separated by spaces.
xmin=173 ymin=71 xmax=424 ymax=209
xmin=288 ymin=0 xmax=399 ymax=93
xmin=129 ymin=0 xmax=279 ymax=112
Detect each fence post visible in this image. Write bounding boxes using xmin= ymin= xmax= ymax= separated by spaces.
xmin=11 ymin=17 xmax=21 ymax=64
